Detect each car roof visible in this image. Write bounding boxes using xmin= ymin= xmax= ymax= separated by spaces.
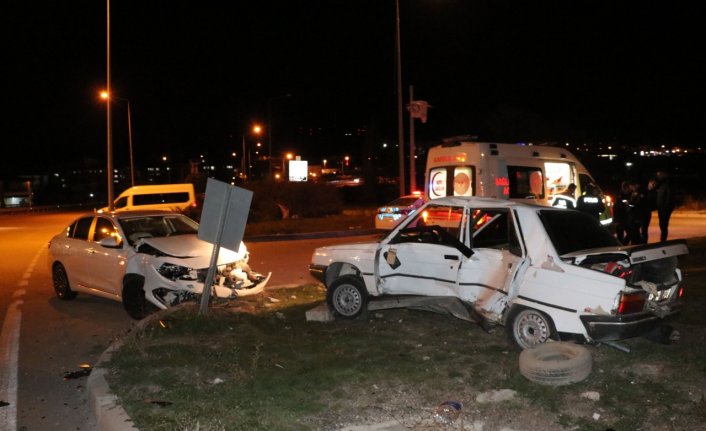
xmin=424 ymin=196 xmax=547 ymax=209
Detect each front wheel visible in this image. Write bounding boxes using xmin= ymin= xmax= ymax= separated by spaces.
xmin=52 ymin=263 xmax=77 ymax=300
xmin=507 ymin=307 xmax=556 ymax=349
xmin=122 ymin=276 xmax=158 ymax=320
xmin=326 ymin=275 xmax=367 ymax=319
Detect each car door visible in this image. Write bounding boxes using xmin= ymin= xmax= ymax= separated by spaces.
xmin=456 ymin=209 xmax=528 ymax=318
xmin=82 ymin=216 xmax=127 ymax=296
xmin=376 ymin=204 xmax=469 ymax=297
xmin=58 ymin=216 xmax=95 ymax=290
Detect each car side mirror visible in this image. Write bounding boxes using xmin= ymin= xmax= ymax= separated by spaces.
xmin=99 ymin=237 xmax=121 ymax=248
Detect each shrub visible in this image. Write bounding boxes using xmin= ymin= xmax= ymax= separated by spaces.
xmin=244 ymin=181 xmax=343 ymax=222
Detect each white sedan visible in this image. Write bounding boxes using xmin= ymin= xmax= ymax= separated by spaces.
xmin=310 ymin=197 xmax=688 ymax=349
xmin=48 ymin=210 xmax=270 ymax=319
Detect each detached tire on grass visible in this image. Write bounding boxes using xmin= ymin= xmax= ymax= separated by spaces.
xmin=519 ymin=342 xmax=592 ymax=386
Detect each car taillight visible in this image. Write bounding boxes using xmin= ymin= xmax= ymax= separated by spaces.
xmin=617 ymin=292 xmax=646 ymax=314
xmin=678 ymin=287 xmax=684 ymax=298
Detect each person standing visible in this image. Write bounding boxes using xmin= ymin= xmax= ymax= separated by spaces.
xmin=654 ymin=171 xmax=676 ymax=242
xmin=576 ymin=183 xmax=605 ymax=220
xmin=552 ymin=183 xmax=577 ymax=209
xmin=613 ymin=181 xmax=631 ymax=244
xmin=626 ymin=181 xmax=648 ymax=245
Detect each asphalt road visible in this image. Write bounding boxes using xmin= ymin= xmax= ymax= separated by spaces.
xmin=1 ymin=210 xmax=705 ymax=430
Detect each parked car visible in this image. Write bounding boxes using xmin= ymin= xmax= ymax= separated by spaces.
xmin=375 ymin=193 xmax=426 ymax=230
xmin=310 ymin=196 xmax=688 ymax=349
xmin=48 ymin=210 xmax=270 ymax=319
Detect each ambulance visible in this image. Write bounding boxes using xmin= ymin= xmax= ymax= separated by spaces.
xmin=424 ymin=137 xmax=612 ymax=225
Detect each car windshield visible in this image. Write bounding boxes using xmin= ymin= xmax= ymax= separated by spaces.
xmin=119 ymin=214 xmax=199 ymax=244
xmin=539 ymin=209 xmax=620 ymax=255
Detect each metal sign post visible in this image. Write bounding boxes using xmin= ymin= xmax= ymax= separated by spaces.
xmin=197 ymin=178 xmax=253 ymax=315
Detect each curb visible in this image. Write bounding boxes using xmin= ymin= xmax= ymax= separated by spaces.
xmin=88 ymin=340 xmax=138 ymax=431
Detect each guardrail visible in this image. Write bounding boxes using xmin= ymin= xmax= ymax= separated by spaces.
xmin=0 ymin=204 xmax=95 ymax=216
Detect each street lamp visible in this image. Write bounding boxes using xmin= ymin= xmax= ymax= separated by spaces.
xmin=241 ymin=124 xmax=262 ymax=182
xmin=395 ymin=0 xmax=405 ymax=196
xmin=101 ymin=91 xmax=135 ymax=187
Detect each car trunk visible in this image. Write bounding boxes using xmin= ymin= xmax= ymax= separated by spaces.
xmin=562 ymin=239 xmax=688 ymax=310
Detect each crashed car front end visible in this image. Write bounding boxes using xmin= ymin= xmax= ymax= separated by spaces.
xmin=131 ymin=236 xmax=270 ymax=310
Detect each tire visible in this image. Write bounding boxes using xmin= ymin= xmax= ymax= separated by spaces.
xmin=122 ymin=276 xmax=158 ymax=320
xmin=507 ymin=307 xmax=557 ymax=350
xmin=52 ymin=263 xmax=78 ymax=300
xmin=326 ymin=275 xmax=367 ymax=319
xmin=519 ymin=342 xmax=593 ymax=386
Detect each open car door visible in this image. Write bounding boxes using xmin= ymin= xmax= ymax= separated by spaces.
xmin=376 ymin=204 xmax=471 ymax=297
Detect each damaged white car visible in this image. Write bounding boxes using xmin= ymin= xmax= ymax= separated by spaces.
xmin=48 ymin=210 xmax=270 ymax=319
xmin=310 ymin=197 xmax=688 ymax=349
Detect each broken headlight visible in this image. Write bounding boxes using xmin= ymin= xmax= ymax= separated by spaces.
xmin=157 ymin=263 xmax=197 ymax=281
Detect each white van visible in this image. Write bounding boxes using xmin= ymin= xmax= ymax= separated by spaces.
xmin=104 ymin=183 xmax=197 ymax=213
xmin=425 ymin=137 xmax=612 ymax=225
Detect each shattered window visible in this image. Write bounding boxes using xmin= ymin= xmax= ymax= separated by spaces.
xmin=391 ymin=204 xmax=466 ymax=246
xmin=405 ymin=204 xmax=465 ymax=239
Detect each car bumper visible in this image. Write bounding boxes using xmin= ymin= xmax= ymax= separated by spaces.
xmin=580 ymin=303 xmax=682 ymax=342
xmin=375 ymin=214 xmax=404 ymax=230
xmin=309 ymin=264 xmax=327 ymax=283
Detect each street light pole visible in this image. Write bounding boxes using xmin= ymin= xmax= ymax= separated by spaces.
xmin=126 ymin=100 xmax=135 ymax=187
xmin=395 ymin=0 xmax=406 ymax=196
xmin=105 ymin=0 xmax=114 ymax=210
xmin=101 ymin=92 xmax=135 ymax=187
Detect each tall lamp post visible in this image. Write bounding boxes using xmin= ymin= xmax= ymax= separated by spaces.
xmin=241 ymin=124 xmax=262 ymax=182
xmin=105 ymin=0 xmax=113 ymax=210
xmin=101 ymin=91 xmax=135 ymax=187
xmin=395 ymin=0 xmax=406 ymax=196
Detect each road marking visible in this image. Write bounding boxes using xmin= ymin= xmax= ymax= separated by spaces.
xmin=0 ymin=299 xmax=22 ymax=431
xmin=0 ymin=247 xmax=43 ymax=430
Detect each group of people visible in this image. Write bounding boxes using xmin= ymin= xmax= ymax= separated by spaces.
xmin=552 ymin=170 xmax=676 ymax=245
xmin=613 ymin=170 xmax=675 ymax=245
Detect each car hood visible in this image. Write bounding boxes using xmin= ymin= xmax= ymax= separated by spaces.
xmin=312 ymin=241 xmax=379 ymax=265
xmin=315 ymin=241 xmax=379 ymax=254
xmin=560 ymin=239 xmax=688 ymax=265
xmin=139 ymin=234 xmax=247 ymax=263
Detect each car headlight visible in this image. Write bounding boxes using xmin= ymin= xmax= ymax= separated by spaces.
xmin=157 ymin=263 xmax=197 ymax=281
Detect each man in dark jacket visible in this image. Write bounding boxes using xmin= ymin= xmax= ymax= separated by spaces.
xmin=654 ymin=171 xmax=675 ymax=242
xmin=576 ymin=183 xmax=605 ymax=220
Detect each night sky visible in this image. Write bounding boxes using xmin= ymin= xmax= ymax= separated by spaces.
xmin=6 ymin=1 xmax=705 ymax=174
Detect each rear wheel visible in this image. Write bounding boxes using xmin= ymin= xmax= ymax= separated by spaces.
xmin=122 ymin=276 xmax=158 ymax=320
xmin=507 ymin=307 xmax=556 ymax=349
xmin=326 ymin=275 xmax=367 ymax=319
xmin=52 ymin=263 xmax=77 ymax=300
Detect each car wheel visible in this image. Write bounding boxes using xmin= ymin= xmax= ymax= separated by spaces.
xmin=327 ymin=275 xmax=367 ymax=319
xmin=507 ymin=307 xmax=556 ymax=350
xmin=519 ymin=342 xmax=593 ymax=386
xmin=52 ymin=263 xmax=77 ymax=300
xmin=122 ymin=275 xmax=158 ymax=320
